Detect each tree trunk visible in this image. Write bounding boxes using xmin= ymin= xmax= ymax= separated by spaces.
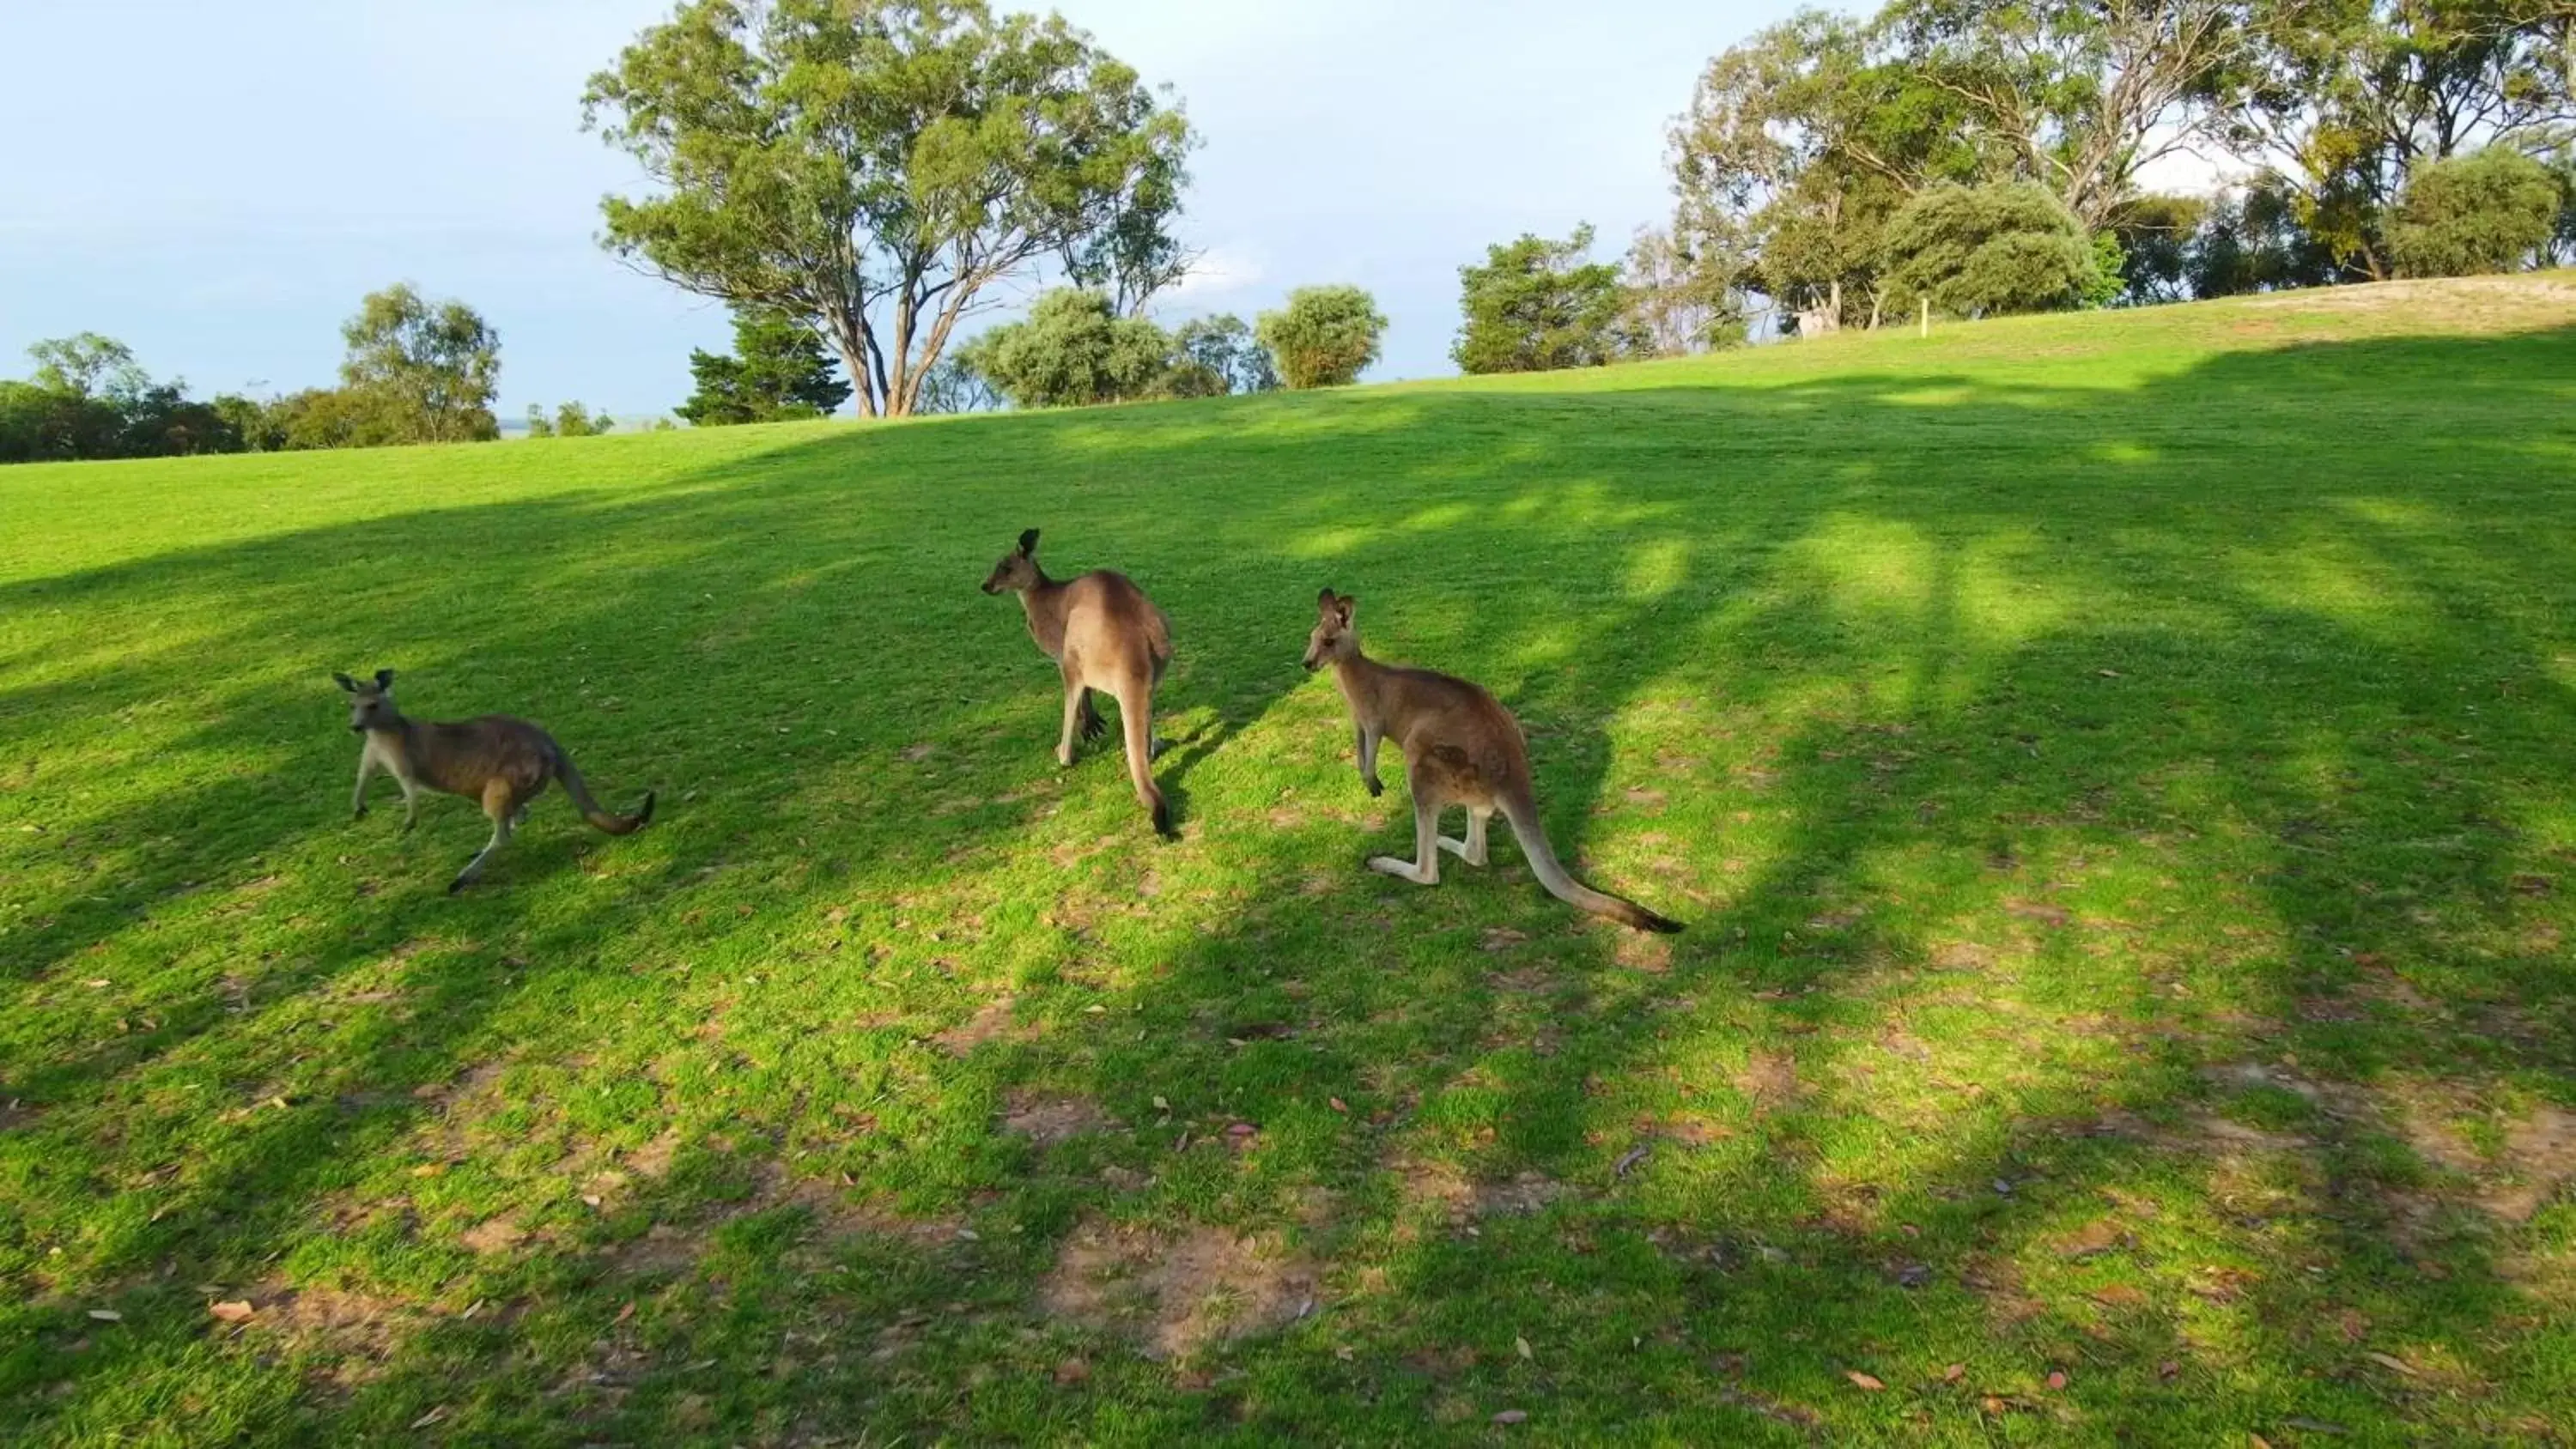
xmin=823 ymin=308 xmax=878 ymax=420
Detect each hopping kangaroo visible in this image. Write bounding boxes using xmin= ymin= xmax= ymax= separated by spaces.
xmin=1302 ymin=591 xmax=1681 ymax=933
xmin=336 ymin=669 xmax=654 ymax=893
xmin=981 ymin=529 xmax=1176 ymax=837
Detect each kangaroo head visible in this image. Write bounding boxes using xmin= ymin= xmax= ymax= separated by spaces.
xmin=981 ymin=527 xmax=1042 ymax=596
xmin=1303 ymin=589 xmax=1358 ymax=671
xmin=334 ymin=668 xmax=398 ymax=733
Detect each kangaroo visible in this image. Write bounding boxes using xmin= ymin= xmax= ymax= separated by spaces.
xmin=981 ymin=529 xmax=1176 ymax=837
xmin=1302 ymin=590 xmax=1681 ymax=933
xmin=336 ymin=669 xmax=654 ymax=893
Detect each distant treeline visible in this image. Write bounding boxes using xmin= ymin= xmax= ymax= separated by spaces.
xmin=0 ymin=284 xmax=618 ymax=465
xmin=1622 ymin=0 xmax=2576 ymax=350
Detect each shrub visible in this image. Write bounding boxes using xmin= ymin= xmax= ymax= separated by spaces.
xmin=955 ymin=289 xmax=1175 ymax=409
xmin=2389 ymin=148 xmax=2561 ymax=277
xmin=1255 ymin=286 xmax=1386 ymax=389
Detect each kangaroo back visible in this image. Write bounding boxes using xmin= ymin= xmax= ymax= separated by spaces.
xmin=555 ymin=750 xmax=654 ymax=835
xmin=1498 ymin=790 xmax=1681 ymax=934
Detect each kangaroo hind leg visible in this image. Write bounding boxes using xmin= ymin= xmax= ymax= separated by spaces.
xmin=449 ymin=779 xmax=519 ymax=894
xmin=1437 ymin=806 xmax=1492 ymax=866
xmin=1370 ymin=786 xmax=1443 ymax=886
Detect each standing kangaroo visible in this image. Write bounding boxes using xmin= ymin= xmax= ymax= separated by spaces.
xmin=336 ymin=669 xmax=654 ymax=893
xmin=981 ymin=529 xmax=1176 ymax=837
xmin=1302 ymin=590 xmax=1681 ymax=933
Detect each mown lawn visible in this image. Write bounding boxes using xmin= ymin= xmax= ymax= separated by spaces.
xmin=4 ymin=276 xmax=2575 ymax=1446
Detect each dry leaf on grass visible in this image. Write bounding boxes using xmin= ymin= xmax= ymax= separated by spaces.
xmin=208 ymin=1300 xmax=255 ymax=1323
xmin=1846 ymin=1371 xmax=1886 ymax=1391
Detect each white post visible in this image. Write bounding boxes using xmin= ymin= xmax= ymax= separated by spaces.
xmin=1919 ymin=297 xmax=1929 ymax=339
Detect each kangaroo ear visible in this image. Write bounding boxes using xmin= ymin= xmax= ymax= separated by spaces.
xmin=333 ymin=672 xmax=359 ymax=692
xmin=1334 ymin=594 xmax=1356 ymax=626
xmin=1017 ymin=528 xmax=1040 ymax=556
xmin=374 ymin=668 xmax=395 ymax=689
xmin=1316 ymin=587 xmax=1338 ymax=614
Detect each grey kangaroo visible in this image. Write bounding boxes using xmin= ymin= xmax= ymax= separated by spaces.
xmin=981 ymin=529 xmax=1175 ymax=836
xmin=337 ymin=669 xmax=653 ymax=893
xmin=1302 ymin=590 xmax=1681 ymax=933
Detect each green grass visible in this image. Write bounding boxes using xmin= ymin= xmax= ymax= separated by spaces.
xmin=6 ymin=274 xmax=2576 ymax=1446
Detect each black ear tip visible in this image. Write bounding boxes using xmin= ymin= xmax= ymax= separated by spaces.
xmin=374 ymin=668 xmax=395 ymax=687
xmin=333 ymin=672 xmax=357 ymax=691
xmin=1018 ymin=528 xmax=1040 ymax=554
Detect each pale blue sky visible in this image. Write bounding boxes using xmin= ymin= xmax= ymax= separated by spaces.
xmin=0 ymin=0 xmax=1811 ymax=418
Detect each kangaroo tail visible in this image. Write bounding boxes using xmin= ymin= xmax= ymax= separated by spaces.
xmin=1119 ymin=684 xmax=1173 ymax=838
xmin=556 ymin=751 xmax=654 ymax=835
xmin=1498 ymin=791 xmax=1681 ymax=933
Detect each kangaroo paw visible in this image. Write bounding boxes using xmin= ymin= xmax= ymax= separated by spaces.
xmin=1364 ymin=776 xmax=1384 ymax=797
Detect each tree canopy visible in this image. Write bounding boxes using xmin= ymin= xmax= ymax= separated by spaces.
xmin=1666 ymin=0 xmax=2575 ymax=326
xmin=677 ymin=308 xmax=855 ymax=426
xmin=584 ymin=0 xmax=1197 ymax=418
xmin=1452 ymin=224 xmax=1628 ymax=374
xmin=337 ymin=284 xmax=502 ymax=444
xmin=1882 ymin=181 xmax=2102 ymax=317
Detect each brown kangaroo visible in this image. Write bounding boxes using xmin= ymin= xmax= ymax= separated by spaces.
xmin=336 ymin=669 xmax=654 ymax=893
xmin=1302 ymin=590 xmax=1681 ymax=933
xmin=981 ymin=529 xmax=1175 ymax=837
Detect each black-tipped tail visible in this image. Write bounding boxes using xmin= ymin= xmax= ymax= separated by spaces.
xmin=1624 ymin=901 xmax=1686 ymax=935
xmin=1151 ymin=799 xmax=1175 ymax=839
xmin=557 ymin=753 xmax=653 ymax=836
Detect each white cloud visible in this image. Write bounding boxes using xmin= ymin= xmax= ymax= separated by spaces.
xmin=1161 ymin=245 xmax=1268 ymax=306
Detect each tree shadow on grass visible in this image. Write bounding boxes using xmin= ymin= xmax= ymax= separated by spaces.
xmin=3 ymin=318 xmax=2574 ymax=1442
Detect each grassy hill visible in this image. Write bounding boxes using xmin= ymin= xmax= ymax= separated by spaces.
xmin=4 ymin=276 xmax=2575 ymax=1445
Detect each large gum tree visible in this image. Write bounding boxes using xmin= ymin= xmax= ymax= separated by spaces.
xmin=584 ymin=0 xmax=1194 ymax=418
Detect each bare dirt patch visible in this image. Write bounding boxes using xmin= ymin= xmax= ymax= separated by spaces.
xmin=1039 ymin=1216 xmax=1319 ymax=1360
xmin=238 ymin=1284 xmax=432 ymax=1393
xmin=2486 ymin=1106 xmax=2576 ymax=1222
xmin=1477 ymin=1172 xmax=1575 ymax=1217
xmin=459 ymin=1217 xmax=528 ymax=1256
xmin=1391 ymin=1157 xmax=1577 ymax=1224
xmin=1613 ymin=930 xmax=1674 ymax=973
xmin=1001 ymin=1089 xmax=1115 ymax=1145
xmin=935 ymin=996 xmax=1037 ymax=1055
xmin=625 ymin=1128 xmax=682 ymax=1180
xmin=1735 ymin=1049 xmax=1802 ymax=1113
